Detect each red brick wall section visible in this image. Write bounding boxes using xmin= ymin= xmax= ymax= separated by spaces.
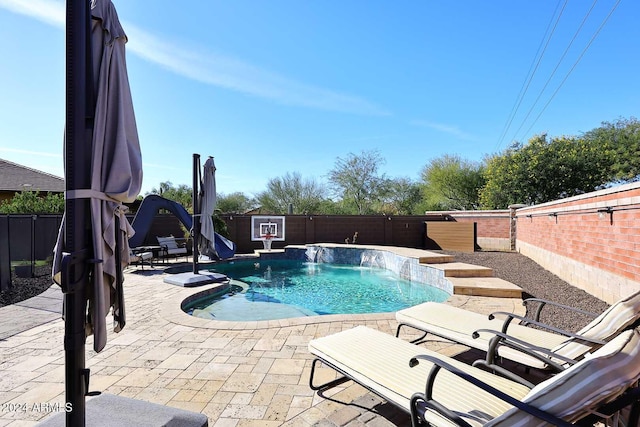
xmin=516 ymin=183 xmax=640 ymax=283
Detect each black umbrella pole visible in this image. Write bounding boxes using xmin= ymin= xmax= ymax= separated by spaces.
xmin=63 ymin=0 xmax=92 ymax=425
xmin=192 ymin=154 xmax=200 ymax=273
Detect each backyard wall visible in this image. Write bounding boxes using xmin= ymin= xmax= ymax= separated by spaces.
xmin=221 ymin=214 xmax=435 ymax=253
xmin=425 ymin=210 xmax=512 ymax=251
xmin=137 ymin=211 xmax=514 ymax=254
xmin=515 ymin=182 xmax=640 ymax=304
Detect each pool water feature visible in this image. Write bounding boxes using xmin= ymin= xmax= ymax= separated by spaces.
xmin=184 ymin=259 xmax=449 ymax=321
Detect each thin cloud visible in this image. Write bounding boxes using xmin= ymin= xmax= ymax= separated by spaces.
xmin=0 ymin=147 xmax=62 ymax=158
xmin=410 ymin=119 xmax=476 ymax=140
xmin=141 ymin=162 xmax=180 ymax=171
xmin=0 ymin=0 xmax=64 ymax=27
xmin=0 ymin=0 xmax=389 ymax=116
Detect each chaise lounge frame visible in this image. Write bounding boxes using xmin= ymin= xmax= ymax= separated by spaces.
xmin=395 ymin=293 xmax=640 ymax=382
xmin=309 ymin=325 xmax=640 ymax=427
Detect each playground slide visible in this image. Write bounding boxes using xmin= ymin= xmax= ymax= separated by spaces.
xmin=129 ymin=194 xmax=236 ymax=259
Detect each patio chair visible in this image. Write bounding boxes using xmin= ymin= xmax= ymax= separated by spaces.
xmin=156 ymin=235 xmax=189 ymax=261
xmin=395 ymin=291 xmax=640 ymax=380
xmin=128 ymin=249 xmax=153 ymax=270
xmin=308 ymin=325 xmax=640 ymax=427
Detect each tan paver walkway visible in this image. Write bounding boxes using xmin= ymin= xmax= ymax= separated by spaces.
xmin=0 ymin=263 xmax=525 ymax=426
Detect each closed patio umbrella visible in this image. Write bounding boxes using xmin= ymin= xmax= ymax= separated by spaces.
xmin=52 ymin=0 xmax=141 ymax=422
xmin=198 ymin=156 xmax=217 ymax=259
xmin=84 ymin=0 xmax=142 ymax=350
xmin=54 ymin=0 xmax=142 ymax=353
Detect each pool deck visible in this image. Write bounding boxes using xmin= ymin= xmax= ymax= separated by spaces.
xmin=0 ymin=248 xmax=527 ymax=426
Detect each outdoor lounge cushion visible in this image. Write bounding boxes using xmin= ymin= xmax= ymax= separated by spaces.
xmin=397 ymin=302 xmax=568 ymax=369
xmin=157 ymin=236 xmax=188 ymax=256
xmin=309 ymin=326 xmax=531 ymax=426
xmin=396 ymin=289 xmax=640 ymax=370
xmin=309 ymin=326 xmax=640 ymax=427
xmin=487 ymin=328 xmax=640 ymax=426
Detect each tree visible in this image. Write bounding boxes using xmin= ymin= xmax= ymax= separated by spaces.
xmin=147 ymin=181 xmax=192 ymax=211
xmin=480 ymin=133 xmax=612 ymax=208
xmin=420 ymin=155 xmax=485 ymax=210
xmin=216 ymin=192 xmax=256 ymax=214
xmin=255 ymin=172 xmax=328 ymax=214
xmin=581 ymin=117 xmax=640 ymax=184
xmin=379 ymin=177 xmax=422 ymax=214
xmin=0 ymin=190 xmax=64 ymax=214
xmin=327 ymin=149 xmax=387 ymax=215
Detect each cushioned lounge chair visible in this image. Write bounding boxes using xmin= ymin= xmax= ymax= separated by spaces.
xmin=395 ymin=291 xmax=640 ymax=379
xmin=308 ymin=325 xmax=640 ymax=427
xmin=156 ymin=236 xmax=189 ymax=261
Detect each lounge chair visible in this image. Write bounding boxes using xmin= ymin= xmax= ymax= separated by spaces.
xmin=308 ymin=325 xmax=640 ymax=427
xmin=395 ymin=291 xmax=640 ymax=378
xmin=156 ymin=235 xmax=189 ymax=261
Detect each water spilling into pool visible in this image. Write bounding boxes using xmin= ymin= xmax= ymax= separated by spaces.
xmin=184 ymin=259 xmax=449 ymax=321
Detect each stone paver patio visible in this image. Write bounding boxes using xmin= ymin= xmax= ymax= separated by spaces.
xmin=0 ymin=256 xmax=525 ymax=426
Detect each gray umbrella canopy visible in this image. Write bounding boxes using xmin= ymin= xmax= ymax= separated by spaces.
xmin=198 ymin=157 xmax=217 ymax=259
xmin=53 ymin=0 xmax=142 ymax=353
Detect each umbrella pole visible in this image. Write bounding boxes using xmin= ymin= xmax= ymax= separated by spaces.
xmin=63 ymin=0 xmax=92 ymax=424
xmin=192 ymin=154 xmax=200 ymax=274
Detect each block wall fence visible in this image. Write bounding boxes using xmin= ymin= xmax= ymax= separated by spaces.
xmin=514 ymin=181 xmax=640 ymax=304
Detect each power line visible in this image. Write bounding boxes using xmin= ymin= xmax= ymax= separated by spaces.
xmin=508 ymin=0 xmax=599 ymax=143
xmin=520 ymin=0 xmax=622 ymax=140
xmin=494 ymin=0 xmax=567 ymax=152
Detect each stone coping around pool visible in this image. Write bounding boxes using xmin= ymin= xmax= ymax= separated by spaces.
xmin=159 ymin=244 xmax=521 ymax=329
xmin=160 ymin=280 xmax=399 ymax=330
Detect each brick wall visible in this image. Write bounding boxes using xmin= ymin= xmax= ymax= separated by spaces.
xmin=515 ymin=182 xmax=640 ymax=303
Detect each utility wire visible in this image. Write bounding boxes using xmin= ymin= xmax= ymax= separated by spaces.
xmin=508 ymin=0 xmax=599 ymax=143
xmin=520 ymin=0 xmax=622 ymax=140
xmin=494 ymin=0 xmax=567 ymax=152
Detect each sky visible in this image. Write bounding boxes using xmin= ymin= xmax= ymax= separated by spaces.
xmin=0 ymin=0 xmax=638 ymax=198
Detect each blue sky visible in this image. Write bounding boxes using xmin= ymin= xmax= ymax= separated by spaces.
xmin=0 ymin=0 xmax=637 ymax=197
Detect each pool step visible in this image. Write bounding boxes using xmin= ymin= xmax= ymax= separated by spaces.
xmin=421 ymin=262 xmax=494 ymax=278
xmin=448 ymin=277 xmax=523 ymax=298
xmin=416 ymin=253 xmax=455 ymax=264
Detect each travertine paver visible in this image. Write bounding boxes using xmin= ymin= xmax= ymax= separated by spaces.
xmin=0 ymin=259 xmax=526 ymax=426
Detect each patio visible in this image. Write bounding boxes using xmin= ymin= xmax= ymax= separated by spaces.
xmin=0 ymin=260 xmax=525 ymax=426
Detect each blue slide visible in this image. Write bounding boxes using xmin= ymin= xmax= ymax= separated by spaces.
xmin=129 ymin=195 xmax=236 ymax=259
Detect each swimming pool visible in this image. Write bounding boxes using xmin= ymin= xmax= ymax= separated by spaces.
xmin=183 ymin=259 xmax=449 ymax=321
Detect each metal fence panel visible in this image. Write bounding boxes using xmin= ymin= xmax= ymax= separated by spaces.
xmin=9 ymin=216 xmax=32 ymax=262
xmin=1 ymin=214 xmax=63 ymax=287
xmin=0 ymin=216 xmax=10 ymax=291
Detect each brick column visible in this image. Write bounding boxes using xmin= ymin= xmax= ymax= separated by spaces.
xmin=508 ymin=204 xmax=526 ymax=251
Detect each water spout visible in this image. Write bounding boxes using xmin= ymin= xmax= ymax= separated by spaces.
xmin=305 ymin=247 xmax=319 ymax=262
xmin=360 ymin=250 xmax=385 ymax=268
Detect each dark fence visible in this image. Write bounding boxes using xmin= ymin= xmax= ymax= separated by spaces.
xmin=0 ymin=214 xmax=63 ymax=291
xmin=0 ymin=212 xmax=456 ymax=291
xmin=221 ymin=214 xmax=453 ymax=254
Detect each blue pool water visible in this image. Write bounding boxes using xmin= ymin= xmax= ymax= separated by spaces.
xmin=185 ymin=259 xmax=449 ymax=321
